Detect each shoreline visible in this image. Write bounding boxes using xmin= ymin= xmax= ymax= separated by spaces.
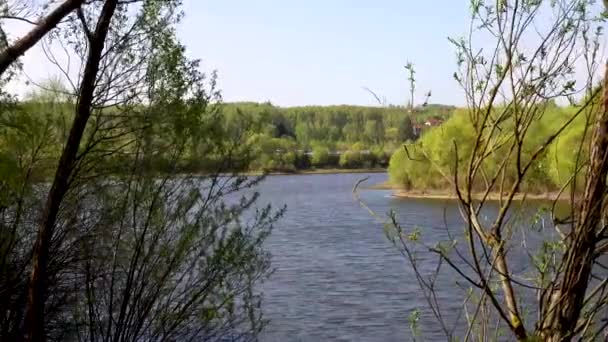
xmin=236 ymin=168 xmax=387 ymax=176
xmin=367 ymin=181 xmax=567 ymax=202
xmin=392 ymin=190 xmax=563 ymax=201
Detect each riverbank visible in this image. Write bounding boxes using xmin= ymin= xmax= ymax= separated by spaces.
xmin=393 ymin=190 xmax=565 ymax=201
xmin=368 ymin=181 xmax=566 ymax=201
xmin=237 ymin=168 xmax=387 ymax=176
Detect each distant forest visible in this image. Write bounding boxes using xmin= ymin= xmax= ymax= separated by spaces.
xmin=221 ymin=102 xmax=455 ymax=171
xmin=4 ymin=97 xmax=455 ymax=175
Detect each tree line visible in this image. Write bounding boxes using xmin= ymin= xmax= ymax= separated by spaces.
xmin=221 ymin=102 xmax=453 ymax=172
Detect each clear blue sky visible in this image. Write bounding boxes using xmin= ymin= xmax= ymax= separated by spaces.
xmin=177 ymin=0 xmax=470 ymax=107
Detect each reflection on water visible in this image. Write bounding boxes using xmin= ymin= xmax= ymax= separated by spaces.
xmin=250 ymin=173 xmax=560 ymax=342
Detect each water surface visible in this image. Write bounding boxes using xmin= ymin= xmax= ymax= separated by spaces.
xmin=254 ymin=173 xmax=550 ymax=341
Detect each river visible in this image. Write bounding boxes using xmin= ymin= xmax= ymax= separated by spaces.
xmin=250 ymin=172 xmax=552 ymax=342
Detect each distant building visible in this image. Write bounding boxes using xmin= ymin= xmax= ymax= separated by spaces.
xmin=413 ymin=117 xmax=444 ymax=138
xmin=424 ymin=117 xmax=444 ymax=127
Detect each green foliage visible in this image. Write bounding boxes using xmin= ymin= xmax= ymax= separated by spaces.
xmin=339 ymin=150 xmax=363 ymax=168
xmin=388 ymin=104 xmax=591 ymax=193
xmin=545 ymin=108 xmax=591 ymax=192
xmin=0 ymin=2 xmax=281 ymax=340
xmin=364 ymin=119 xmax=383 ymax=144
xmin=397 ymin=115 xmax=416 ymax=141
xmin=408 ymin=308 xmax=421 ymax=338
xmin=247 ymin=134 xmax=297 ymax=172
xmin=311 ymin=145 xmax=331 ymax=167
xmin=220 ymin=102 xmax=454 ymax=171
xmin=0 ymin=82 xmax=73 ymax=208
xmin=420 ymin=109 xmax=475 ymax=183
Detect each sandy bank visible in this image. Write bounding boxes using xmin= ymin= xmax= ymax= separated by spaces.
xmin=392 ymin=190 xmax=561 ymax=201
xmin=366 ymin=182 xmax=566 ymax=202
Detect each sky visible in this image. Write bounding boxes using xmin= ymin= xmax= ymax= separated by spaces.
xmin=177 ymin=0 xmax=471 ymax=107
xmin=8 ymin=1 xmax=474 ymax=107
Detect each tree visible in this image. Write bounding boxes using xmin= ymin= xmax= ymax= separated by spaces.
xmin=339 ymin=150 xmax=362 ymax=168
xmin=384 ymin=126 xmax=399 ymax=143
xmin=404 ymin=61 xmax=415 ymax=112
xmin=364 ymin=119 xmax=382 ymax=144
xmin=0 ymin=77 xmax=73 ymax=340
xmin=62 ymin=30 xmax=281 ymax=339
xmin=342 ymin=121 xmax=361 ymax=142
xmin=311 ymin=145 xmax=330 ymax=167
xmin=294 ymin=121 xmax=311 ymax=145
xmin=0 ymin=0 xmax=85 ymax=76
xmin=370 ymin=145 xmax=388 ymax=167
xmin=397 ymin=116 xmax=415 ymax=141
xmin=375 ymin=0 xmax=608 ymax=340
xmin=25 ymin=1 xmax=119 ymax=339
xmin=0 ymin=1 xmax=281 ymax=341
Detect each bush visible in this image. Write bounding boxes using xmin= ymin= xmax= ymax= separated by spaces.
xmin=339 ymin=150 xmax=363 ymax=168
xmin=294 ymin=152 xmax=311 ymax=169
xmin=311 ymin=146 xmax=331 ymax=167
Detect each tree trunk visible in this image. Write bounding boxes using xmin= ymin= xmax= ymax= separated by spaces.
xmin=540 ymin=62 xmax=608 ymax=341
xmin=0 ymin=0 xmax=84 ymax=76
xmin=23 ymin=1 xmax=118 ymax=341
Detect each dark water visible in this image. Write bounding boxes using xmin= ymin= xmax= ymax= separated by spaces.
xmin=253 ymin=173 xmax=491 ymax=342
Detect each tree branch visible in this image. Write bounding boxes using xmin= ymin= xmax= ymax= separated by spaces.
xmin=0 ymin=0 xmax=85 ymax=76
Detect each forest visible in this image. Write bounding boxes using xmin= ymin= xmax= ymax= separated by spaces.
xmin=215 ymin=102 xmax=452 ymax=172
